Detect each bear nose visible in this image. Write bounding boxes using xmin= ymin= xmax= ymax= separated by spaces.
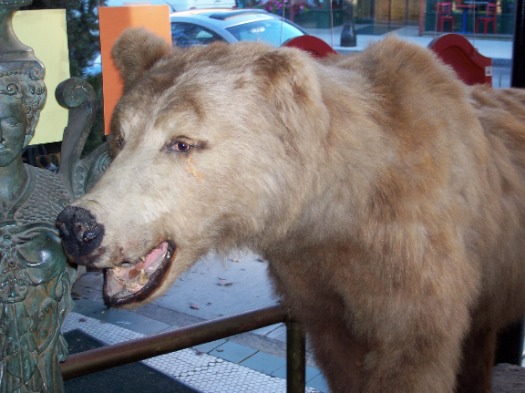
xmin=56 ymin=206 xmax=105 ymax=264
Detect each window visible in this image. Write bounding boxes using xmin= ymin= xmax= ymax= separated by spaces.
xmin=171 ymin=22 xmax=226 ymax=47
xmin=227 ymin=19 xmax=305 ymax=47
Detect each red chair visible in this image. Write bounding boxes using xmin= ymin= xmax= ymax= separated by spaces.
xmin=436 ymin=2 xmax=454 ymax=32
xmin=476 ymin=3 xmax=497 ymax=34
xmin=428 ymin=33 xmax=492 ymax=86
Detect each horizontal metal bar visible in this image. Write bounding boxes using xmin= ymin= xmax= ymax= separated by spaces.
xmin=61 ymin=304 xmax=288 ymax=380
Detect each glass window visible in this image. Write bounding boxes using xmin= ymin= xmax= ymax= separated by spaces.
xmin=226 ymin=20 xmax=305 ymax=47
xmin=171 ymin=22 xmax=226 ymax=47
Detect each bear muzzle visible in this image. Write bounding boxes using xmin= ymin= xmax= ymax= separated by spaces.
xmin=57 ymin=205 xmax=177 ymax=307
xmin=56 ymin=205 xmax=105 ymax=266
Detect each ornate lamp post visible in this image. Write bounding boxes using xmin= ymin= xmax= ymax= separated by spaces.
xmin=0 ymin=1 xmax=76 ymax=392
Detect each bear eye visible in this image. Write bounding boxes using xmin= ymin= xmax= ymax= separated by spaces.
xmin=163 ymin=137 xmax=207 ymax=154
xmin=174 ymin=141 xmax=192 ymax=152
xmin=164 ymin=138 xmax=195 ymax=153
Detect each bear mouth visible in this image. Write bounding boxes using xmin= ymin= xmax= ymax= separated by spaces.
xmin=103 ymin=241 xmax=176 ymax=307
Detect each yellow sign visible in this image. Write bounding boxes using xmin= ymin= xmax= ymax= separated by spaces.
xmin=13 ymin=9 xmax=71 ymax=145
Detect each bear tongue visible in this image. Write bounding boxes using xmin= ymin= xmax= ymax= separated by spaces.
xmin=131 ymin=242 xmax=169 ymax=275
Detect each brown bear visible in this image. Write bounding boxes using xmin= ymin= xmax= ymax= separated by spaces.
xmin=57 ymin=28 xmax=525 ymax=392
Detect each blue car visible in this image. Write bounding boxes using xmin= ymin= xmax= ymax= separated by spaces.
xmin=170 ymin=9 xmax=307 ymax=48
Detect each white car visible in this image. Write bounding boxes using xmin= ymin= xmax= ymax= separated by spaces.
xmin=170 ymin=9 xmax=307 ymax=48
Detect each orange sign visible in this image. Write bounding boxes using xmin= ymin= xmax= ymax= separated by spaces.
xmin=98 ymin=5 xmax=172 ymax=134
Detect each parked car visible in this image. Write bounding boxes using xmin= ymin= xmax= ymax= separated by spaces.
xmin=83 ymin=9 xmax=305 ymax=75
xmin=170 ymin=9 xmax=307 ymax=48
xmin=106 ymin=0 xmax=236 ymax=12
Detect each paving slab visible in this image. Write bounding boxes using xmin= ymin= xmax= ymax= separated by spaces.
xmin=154 ymin=250 xmax=280 ymax=320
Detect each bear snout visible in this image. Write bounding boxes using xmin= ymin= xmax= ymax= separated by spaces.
xmin=56 ymin=205 xmax=105 ymax=265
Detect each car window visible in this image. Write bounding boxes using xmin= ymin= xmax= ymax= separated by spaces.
xmin=226 ymin=19 xmax=304 ymax=47
xmin=171 ymin=22 xmax=226 ymax=48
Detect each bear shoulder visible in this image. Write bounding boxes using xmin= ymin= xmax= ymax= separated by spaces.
xmin=336 ymin=36 xmax=466 ymax=101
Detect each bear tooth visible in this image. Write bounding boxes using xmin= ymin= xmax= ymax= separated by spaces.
xmin=139 ymin=270 xmax=148 ymax=285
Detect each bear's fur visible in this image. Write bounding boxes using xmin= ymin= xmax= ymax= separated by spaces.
xmin=58 ymin=28 xmax=525 ymax=392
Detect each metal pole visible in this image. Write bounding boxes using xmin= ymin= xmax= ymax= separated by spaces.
xmin=511 ymin=0 xmax=525 ymax=87
xmin=61 ymin=305 xmax=287 ymax=380
xmin=495 ymin=322 xmax=525 ymax=365
xmin=286 ymin=321 xmax=306 ymax=393
xmin=495 ymin=0 xmax=525 ymax=366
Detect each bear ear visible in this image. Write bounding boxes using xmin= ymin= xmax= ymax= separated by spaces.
xmin=253 ymin=47 xmax=321 ymax=112
xmin=111 ymin=28 xmax=172 ymax=88
xmin=253 ymin=49 xmax=298 ymax=87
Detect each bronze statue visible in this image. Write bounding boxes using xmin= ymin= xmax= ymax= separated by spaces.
xmin=0 ymin=1 xmax=111 ymax=391
xmin=0 ymin=66 xmax=77 ymax=393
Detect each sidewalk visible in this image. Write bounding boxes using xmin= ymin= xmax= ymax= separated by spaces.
xmin=306 ymin=24 xmax=513 ymax=88
xmin=308 ymin=25 xmax=512 ymax=58
xmin=66 ymin=250 xmax=329 ymax=393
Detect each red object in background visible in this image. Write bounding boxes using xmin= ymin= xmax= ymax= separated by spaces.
xmin=283 ymin=35 xmax=337 ymax=58
xmin=476 ymin=3 xmax=498 ymax=34
xmin=436 ymin=2 xmax=455 ymax=32
xmin=429 ymin=33 xmax=492 ymax=85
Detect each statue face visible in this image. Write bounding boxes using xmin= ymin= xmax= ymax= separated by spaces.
xmin=0 ymin=96 xmax=27 ymax=167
